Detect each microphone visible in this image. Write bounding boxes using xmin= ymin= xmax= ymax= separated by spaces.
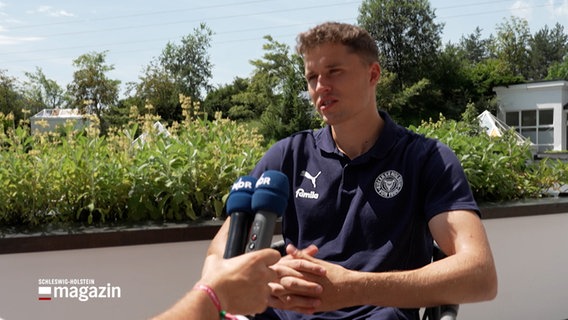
xmin=223 ymin=176 xmax=257 ymax=259
xmin=245 ymin=170 xmax=289 ymax=252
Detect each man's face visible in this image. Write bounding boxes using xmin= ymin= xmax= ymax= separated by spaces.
xmin=303 ymin=42 xmax=380 ymax=126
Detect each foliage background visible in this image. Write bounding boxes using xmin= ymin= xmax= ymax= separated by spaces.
xmin=0 ymin=97 xmax=265 ymax=228
xmin=412 ymin=105 xmax=568 ymax=202
xmin=1 ymin=99 xmax=566 ymax=230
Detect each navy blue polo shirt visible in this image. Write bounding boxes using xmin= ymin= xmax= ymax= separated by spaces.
xmin=251 ymin=111 xmax=479 ymax=320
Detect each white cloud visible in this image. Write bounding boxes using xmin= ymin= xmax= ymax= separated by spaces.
xmin=0 ymin=34 xmax=43 ymax=45
xmin=27 ymin=5 xmax=75 ymax=17
xmin=510 ymin=0 xmax=534 ymax=20
xmin=547 ymin=0 xmax=568 ymax=17
xmin=0 ymin=1 xmax=6 ymax=17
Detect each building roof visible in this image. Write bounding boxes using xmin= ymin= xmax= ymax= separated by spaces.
xmin=477 ymin=110 xmax=533 ymax=146
xmin=31 ymin=109 xmax=84 ymax=119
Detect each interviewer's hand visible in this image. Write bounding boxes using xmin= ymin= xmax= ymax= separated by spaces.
xmin=201 ymin=249 xmax=280 ymax=315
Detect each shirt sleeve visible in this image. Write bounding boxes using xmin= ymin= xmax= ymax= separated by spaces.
xmin=421 ymin=141 xmax=480 ymax=221
xmin=250 ymin=139 xmax=287 ymax=178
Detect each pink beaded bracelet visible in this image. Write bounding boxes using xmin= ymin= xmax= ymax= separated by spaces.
xmin=193 ymin=284 xmax=238 ymax=320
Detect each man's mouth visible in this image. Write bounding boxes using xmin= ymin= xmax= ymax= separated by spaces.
xmin=319 ymin=97 xmax=336 ymax=109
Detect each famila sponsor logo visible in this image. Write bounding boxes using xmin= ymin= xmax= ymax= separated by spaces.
xmin=295 ymin=188 xmax=319 ymax=199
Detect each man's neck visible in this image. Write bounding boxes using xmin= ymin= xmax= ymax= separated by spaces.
xmin=331 ymin=111 xmax=384 ymax=160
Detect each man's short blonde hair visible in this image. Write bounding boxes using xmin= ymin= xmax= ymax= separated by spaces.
xmin=296 ymin=22 xmax=379 ymax=64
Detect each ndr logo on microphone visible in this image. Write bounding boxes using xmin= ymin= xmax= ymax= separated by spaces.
xmin=256 ymin=175 xmax=273 ymax=187
xmin=231 ymin=177 xmax=254 ymax=191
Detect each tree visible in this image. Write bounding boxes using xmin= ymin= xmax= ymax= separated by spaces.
xmin=129 ymin=59 xmax=180 ymax=123
xmin=427 ymin=43 xmax=476 ymax=120
xmin=67 ymin=51 xmax=121 ymax=133
xmin=528 ymin=23 xmax=568 ymax=80
xmin=0 ymin=69 xmax=26 ymax=123
xmin=358 ymin=0 xmax=443 ymax=89
xmin=23 ymin=67 xmax=68 ymax=112
xmin=491 ymin=17 xmax=531 ymax=79
xmin=375 ymin=68 xmax=432 ymax=125
xmin=228 ymin=38 xmax=283 ymax=123
xmin=202 ymin=77 xmax=252 ymax=120
xmin=357 ymin=0 xmax=466 ymax=126
xmin=466 ymin=58 xmax=524 ymax=98
xmin=160 ymin=23 xmax=213 ymax=107
xmin=546 ymin=56 xmax=568 ymax=80
xmin=459 ymin=27 xmax=492 ymax=64
xmin=259 ymin=53 xmax=319 ymax=141
xmin=242 ymin=36 xmax=320 ymax=141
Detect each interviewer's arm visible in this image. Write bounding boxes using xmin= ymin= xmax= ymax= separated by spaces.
xmin=207 ymin=218 xmax=231 ymax=258
xmin=153 ymin=249 xmax=280 ymax=319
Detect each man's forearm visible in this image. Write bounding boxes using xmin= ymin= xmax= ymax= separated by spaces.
xmin=350 ymin=251 xmax=497 ymax=309
xmin=282 ymin=237 xmax=496 ymax=312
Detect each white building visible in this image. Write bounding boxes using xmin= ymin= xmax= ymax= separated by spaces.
xmin=493 ymin=80 xmax=568 ymax=152
xmin=30 ymin=109 xmax=90 ymax=133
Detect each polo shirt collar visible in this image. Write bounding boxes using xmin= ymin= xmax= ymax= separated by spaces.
xmin=314 ymin=111 xmax=400 ymax=161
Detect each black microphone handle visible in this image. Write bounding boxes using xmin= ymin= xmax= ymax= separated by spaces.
xmin=223 ymin=211 xmax=253 ymax=259
xmin=245 ymin=210 xmax=278 ymax=253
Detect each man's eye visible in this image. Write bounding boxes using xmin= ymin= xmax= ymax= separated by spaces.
xmin=306 ymin=75 xmax=318 ymax=84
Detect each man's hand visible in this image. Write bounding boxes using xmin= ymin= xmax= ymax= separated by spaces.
xmin=267 ymin=244 xmax=326 ymax=314
xmin=280 ymin=244 xmax=357 ymax=313
xmin=268 ymin=244 xmax=358 ymax=314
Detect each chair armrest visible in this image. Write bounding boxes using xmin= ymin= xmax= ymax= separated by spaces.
xmin=270 ymin=240 xmax=286 ymax=256
xmin=439 ymin=304 xmax=459 ymax=320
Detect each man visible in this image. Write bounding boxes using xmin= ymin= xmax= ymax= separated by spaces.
xmin=208 ymin=22 xmax=497 ymax=319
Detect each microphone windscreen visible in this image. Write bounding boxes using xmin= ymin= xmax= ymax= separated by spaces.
xmin=252 ymin=170 xmax=289 ymax=217
xmin=226 ymin=176 xmax=256 ymax=215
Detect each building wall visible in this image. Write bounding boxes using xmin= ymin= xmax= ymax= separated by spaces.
xmin=494 ymin=80 xmax=568 ymax=151
xmin=29 ymin=109 xmax=90 ymax=134
xmin=30 ymin=117 xmax=88 ymax=133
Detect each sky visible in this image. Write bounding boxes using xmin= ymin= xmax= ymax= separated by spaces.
xmin=1 ymin=0 xmax=568 ymax=96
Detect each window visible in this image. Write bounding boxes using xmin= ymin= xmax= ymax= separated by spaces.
xmin=505 ymin=109 xmax=554 ymax=152
xmin=539 ymin=109 xmax=553 ymax=125
xmin=521 ymin=110 xmax=536 ymax=126
xmin=505 ymin=112 xmax=519 ymax=127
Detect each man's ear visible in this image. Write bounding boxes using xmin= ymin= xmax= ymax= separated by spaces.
xmin=369 ymin=62 xmax=381 ymax=84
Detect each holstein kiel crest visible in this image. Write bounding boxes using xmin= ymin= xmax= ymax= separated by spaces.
xmin=374 ymin=170 xmax=403 ymax=198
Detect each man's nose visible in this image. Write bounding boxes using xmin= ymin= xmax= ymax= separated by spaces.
xmin=315 ymin=76 xmax=331 ymax=93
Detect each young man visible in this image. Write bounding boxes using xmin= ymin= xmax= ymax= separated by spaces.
xmin=208 ymin=22 xmax=497 ymax=319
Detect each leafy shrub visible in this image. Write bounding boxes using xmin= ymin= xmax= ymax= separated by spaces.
xmin=1 ymin=100 xmax=565 ymax=229
xmin=411 ymin=113 xmax=566 ymax=201
xmin=0 ymin=96 xmax=266 ymax=228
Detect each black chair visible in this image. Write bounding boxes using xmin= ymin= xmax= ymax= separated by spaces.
xmin=421 ymin=244 xmax=459 ymax=320
xmin=271 ymin=240 xmax=459 ymax=320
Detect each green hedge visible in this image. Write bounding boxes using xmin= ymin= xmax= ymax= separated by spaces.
xmin=0 ymin=103 xmax=565 ymax=229
xmin=411 ymin=114 xmax=568 ymax=201
xmin=0 ymin=98 xmax=265 ymax=227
